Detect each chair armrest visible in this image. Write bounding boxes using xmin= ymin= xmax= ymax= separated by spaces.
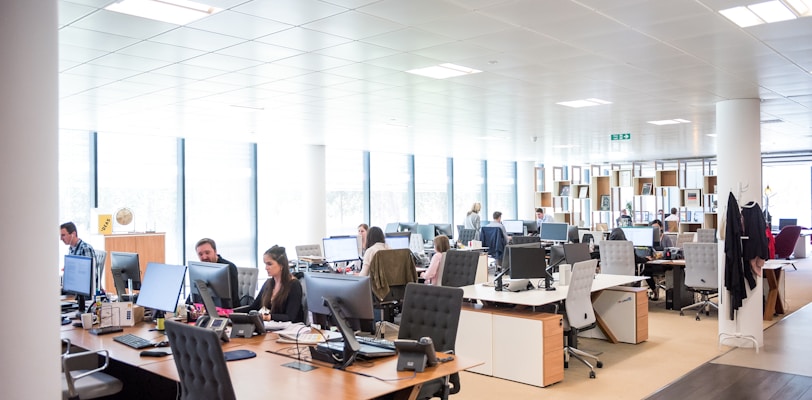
xmin=62 ymin=338 xmax=71 ymax=355
xmin=63 ymin=349 xmax=111 ymax=381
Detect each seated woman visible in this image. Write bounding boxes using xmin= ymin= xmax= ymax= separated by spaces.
xmin=421 ymin=235 xmax=450 ymax=286
xmin=248 ymin=245 xmax=304 ymax=323
xmin=358 ymin=226 xmax=389 ymax=277
xmin=607 ymin=228 xmax=659 ymax=299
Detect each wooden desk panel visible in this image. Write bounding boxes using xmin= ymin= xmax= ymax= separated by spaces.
xmin=103 ymin=233 xmax=165 ymax=292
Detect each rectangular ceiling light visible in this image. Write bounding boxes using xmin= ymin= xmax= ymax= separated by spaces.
xmin=647 ymin=119 xmax=691 ymax=125
xmin=784 ymin=0 xmax=812 ymax=16
xmin=556 ymin=98 xmax=613 ymax=108
xmin=748 ymin=1 xmax=797 ymax=22
xmin=719 ymin=6 xmax=765 ymax=27
xmin=406 ymin=63 xmax=482 ymax=79
xmin=106 ymin=0 xmax=221 ymax=25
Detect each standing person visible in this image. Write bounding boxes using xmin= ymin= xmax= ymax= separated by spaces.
xmin=359 ymin=226 xmax=389 ymax=277
xmin=60 ymin=222 xmax=96 ymax=259
xmin=248 ymin=245 xmax=304 ymax=323
xmin=357 ymin=223 xmax=369 ymax=254
xmin=421 ymin=235 xmax=450 ymax=286
xmin=486 ymin=211 xmax=512 ymax=244
xmin=464 ymin=202 xmax=482 ymax=231
xmin=195 ymin=238 xmax=240 ymax=308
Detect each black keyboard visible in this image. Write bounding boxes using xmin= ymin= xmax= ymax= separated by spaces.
xmin=88 ymin=326 xmax=124 ymax=336
xmin=114 ymin=333 xmax=155 ymax=349
xmin=355 ymin=336 xmax=396 ymax=351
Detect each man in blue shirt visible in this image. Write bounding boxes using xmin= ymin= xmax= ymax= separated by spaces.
xmin=60 ymin=221 xmax=96 ymax=260
xmin=536 ymin=208 xmax=554 ymax=232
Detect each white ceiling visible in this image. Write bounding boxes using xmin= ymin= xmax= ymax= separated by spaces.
xmin=58 ymin=0 xmax=812 ymax=164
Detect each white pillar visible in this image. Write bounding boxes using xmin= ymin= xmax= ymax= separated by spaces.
xmin=716 ymin=99 xmax=763 ymax=348
xmin=0 ymin=1 xmax=60 ymax=398
xmin=516 ymin=161 xmax=535 ymax=220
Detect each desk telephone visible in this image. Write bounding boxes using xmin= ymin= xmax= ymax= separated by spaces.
xmin=195 ymin=315 xmax=230 ymax=342
xmin=395 ymin=337 xmax=439 ymax=372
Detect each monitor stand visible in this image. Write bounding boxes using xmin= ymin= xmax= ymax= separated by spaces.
xmin=194 ymin=279 xmax=221 ymax=320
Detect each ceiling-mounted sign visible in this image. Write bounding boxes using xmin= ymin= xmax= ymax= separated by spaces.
xmin=610 ymin=133 xmax=631 ymax=141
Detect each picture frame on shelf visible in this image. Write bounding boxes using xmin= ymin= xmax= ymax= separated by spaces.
xmin=641 ymin=183 xmax=652 ymax=195
xmin=620 ymin=170 xmax=632 ymax=187
xmin=578 ymin=186 xmax=589 ymax=199
xmin=685 ymin=189 xmax=701 ymax=207
xmin=560 ymin=185 xmax=570 ymax=197
xmin=600 ymin=195 xmax=611 ymax=211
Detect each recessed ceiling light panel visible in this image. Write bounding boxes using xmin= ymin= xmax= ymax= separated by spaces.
xmin=106 ymin=0 xmax=222 ymax=25
xmin=748 ymin=1 xmax=796 ymax=23
xmin=406 ymin=63 xmax=482 ymax=79
xmin=719 ymin=6 xmax=765 ymax=27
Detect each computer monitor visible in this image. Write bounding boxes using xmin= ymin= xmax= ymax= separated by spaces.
xmin=303 ymin=273 xmax=374 ymax=333
xmin=323 ymin=236 xmax=361 ymax=263
xmin=385 ymin=235 xmax=410 ymax=250
xmin=417 ymin=224 xmax=436 ymax=243
xmin=433 ymin=223 xmax=454 ymax=240
xmin=136 ymin=263 xmax=187 ymax=314
xmin=621 ymin=227 xmax=654 ymax=248
xmin=548 ymin=245 xmax=565 ymax=269
xmin=188 ymin=261 xmax=234 ymax=310
xmin=509 ymin=247 xmax=548 ymax=280
xmin=110 ymin=251 xmax=142 ymax=299
xmin=779 ymin=218 xmax=797 ymax=230
xmin=503 ymin=220 xmax=524 ymax=235
xmin=63 ymin=255 xmax=93 ymax=313
xmin=523 ymin=220 xmax=539 ymax=235
xmin=540 ymin=222 xmax=569 ymax=242
xmin=398 ymin=221 xmax=418 ymax=232
xmin=563 ymin=243 xmax=591 ymax=265
xmin=502 ymin=242 xmax=542 ymax=271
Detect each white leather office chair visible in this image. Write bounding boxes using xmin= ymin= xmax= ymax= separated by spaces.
xmin=295 ymin=244 xmax=322 ymax=270
xmin=676 ymin=233 xmax=696 ymax=248
xmin=696 ymin=228 xmax=716 ymax=243
xmin=599 ymin=240 xmax=636 ymax=276
xmin=680 ymin=243 xmax=719 ymax=320
xmin=236 ymin=267 xmax=258 ymax=306
xmin=61 ymin=339 xmax=123 ymax=400
xmin=563 ymin=259 xmax=602 ymax=378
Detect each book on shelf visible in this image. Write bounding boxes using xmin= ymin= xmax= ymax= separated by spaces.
xmin=578 ymin=186 xmax=588 ymax=198
xmin=641 ymin=183 xmax=652 ymax=195
xmin=560 ymin=185 xmax=570 ymax=197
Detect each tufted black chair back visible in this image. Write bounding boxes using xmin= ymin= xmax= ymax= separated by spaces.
xmin=440 ymin=250 xmax=480 ymax=288
xmin=398 ymin=283 xmax=464 ymax=399
xmin=165 ymin=320 xmax=236 ymax=400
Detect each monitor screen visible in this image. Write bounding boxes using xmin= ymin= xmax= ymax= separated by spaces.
xmin=417 ymin=224 xmax=435 ymax=242
xmin=63 ymin=255 xmax=93 ymax=298
xmin=433 ymin=223 xmax=454 ymax=239
xmin=621 ymin=227 xmax=654 ymax=247
xmin=503 ymin=220 xmax=524 ymax=235
xmin=523 ymin=220 xmax=539 ymax=235
xmin=188 ymin=261 xmax=234 ymax=309
xmin=563 ymin=243 xmax=591 ymax=265
xmin=110 ymin=251 xmax=142 ymax=291
xmin=385 ymin=235 xmax=410 ymax=250
xmin=303 ymin=273 xmax=374 ymax=332
xmin=779 ymin=218 xmax=797 ymax=230
xmin=136 ymin=263 xmax=187 ymax=314
xmin=502 ymin=242 xmax=541 ymax=271
xmin=323 ymin=236 xmax=361 ymax=262
xmin=509 ymin=247 xmax=548 ymax=280
xmin=540 ymin=222 xmax=569 ymax=242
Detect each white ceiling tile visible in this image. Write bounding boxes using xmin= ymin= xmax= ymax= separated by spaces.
xmin=59 ymin=26 xmax=141 ymax=52
xmin=319 ymin=0 xmax=380 ymax=8
xmin=316 ymin=41 xmax=400 ymax=62
xmin=187 ymin=10 xmax=293 ymax=40
xmin=116 ymin=41 xmax=206 ymax=63
xmin=287 ymin=72 xmax=357 ymax=87
xmin=324 ymin=63 xmax=400 ymax=80
xmin=417 ymin=12 xmax=514 ymax=40
xmin=63 ymin=63 xmax=142 ymax=80
xmin=362 ymin=28 xmax=453 ymax=52
xmin=302 ymin=10 xmax=406 ymax=40
xmin=411 ymin=41 xmax=495 ymax=63
xmin=274 ymin=53 xmax=356 ymax=71
xmin=255 ymin=80 xmax=318 ymax=93
xmin=180 ymin=53 xmax=265 ymax=72
xmin=240 ymin=63 xmax=312 ymax=80
xmin=364 ymin=52 xmax=442 ymax=70
xmin=152 ymin=63 xmax=227 ymax=80
xmin=70 ymin=9 xmax=177 ymax=39
xmin=60 ymin=43 xmax=108 ymax=63
xmin=59 ymin=1 xmax=96 ymax=27
xmin=216 ymin=41 xmax=303 ymax=62
xmin=255 ymin=27 xmax=352 ymax=52
xmin=464 ymin=28 xmax=558 ymax=53
xmin=150 ymin=27 xmax=246 ymax=52
xmin=125 ymin=72 xmax=196 ymax=88
xmin=358 ymin=0 xmax=468 ymax=25
xmin=89 ymin=53 xmax=172 ymax=71
xmin=233 ymin=0 xmax=347 ymax=26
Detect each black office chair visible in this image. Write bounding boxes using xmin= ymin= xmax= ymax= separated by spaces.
xmin=440 ymin=250 xmax=480 ymax=287
xmin=165 ymin=320 xmax=237 ymax=400
xmin=457 ymin=228 xmax=477 ymax=245
xmin=368 ymin=249 xmax=418 ymax=330
xmin=480 ymin=226 xmax=507 ymax=269
xmin=398 ymin=283 xmax=464 ymax=400
xmin=510 ymin=235 xmax=539 ymax=245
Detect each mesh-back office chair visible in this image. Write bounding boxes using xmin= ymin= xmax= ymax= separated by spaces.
xmin=457 ymin=229 xmax=477 ymax=245
xmin=440 ymin=250 xmax=480 ymax=287
xmin=368 ymin=249 xmax=418 ymax=332
xmin=61 ymin=339 xmax=123 ymax=400
xmin=562 ymin=259 xmax=602 ymax=379
xmin=696 ymin=228 xmax=716 ymax=243
xmin=398 ymin=283 xmax=464 ymax=400
xmin=774 ymin=225 xmax=803 ymax=270
xmin=236 ymin=267 xmax=258 ymax=306
xmin=676 ymin=233 xmax=696 ymax=248
xmin=680 ymin=243 xmax=719 ymax=320
xmin=165 ymin=320 xmax=237 ymax=400
xmin=599 ymin=240 xmax=636 ymax=276
xmin=480 ymin=226 xmax=507 ymax=269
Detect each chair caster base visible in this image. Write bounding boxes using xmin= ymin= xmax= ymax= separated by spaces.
xmin=596 ymin=361 xmax=603 ymax=368
xmin=680 ymin=311 xmax=684 ymax=316
xmin=589 ymin=371 xmax=596 ymax=379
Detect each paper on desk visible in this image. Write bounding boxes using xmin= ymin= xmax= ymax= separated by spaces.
xmin=264 ymin=320 xmax=294 ymax=331
xmin=275 ymin=324 xmax=341 ymax=343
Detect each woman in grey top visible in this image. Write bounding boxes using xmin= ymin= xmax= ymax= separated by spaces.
xmin=464 ymin=202 xmax=482 ymax=231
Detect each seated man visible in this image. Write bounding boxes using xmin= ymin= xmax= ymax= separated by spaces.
xmin=191 ymin=238 xmax=240 ymax=308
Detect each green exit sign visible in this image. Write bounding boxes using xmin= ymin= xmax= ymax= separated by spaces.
xmin=611 ymin=133 xmax=631 ymax=141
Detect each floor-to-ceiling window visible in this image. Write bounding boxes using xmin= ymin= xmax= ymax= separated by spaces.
xmin=487 ymin=161 xmax=517 ymax=220
xmin=325 ymin=148 xmax=365 ymax=236
xmin=58 ymin=130 xmax=94 ymax=265
xmin=370 ymin=152 xmax=411 ymax=228
xmin=453 ymin=158 xmax=485 ymax=225
xmin=763 ymin=163 xmax=812 ymax=228
xmin=415 ymin=155 xmax=449 ymax=224
xmin=184 ymin=139 xmax=255 ymax=269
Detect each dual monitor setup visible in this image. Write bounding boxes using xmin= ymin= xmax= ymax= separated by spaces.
xmin=384 ymin=222 xmax=454 ymax=242
xmin=496 ymin=242 xmax=595 ymax=292
xmin=320 ymin=230 xmax=424 ymax=265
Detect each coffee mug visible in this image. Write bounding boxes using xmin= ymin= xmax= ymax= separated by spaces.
xmin=80 ymin=313 xmax=97 ymax=329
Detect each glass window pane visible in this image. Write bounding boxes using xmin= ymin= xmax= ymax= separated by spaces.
xmin=97 ymin=134 xmax=181 ymax=264
xmin=454 ymin=158 xmax=484 ymax=224
xmin=325 ymin=148 xmax=365 ymax=236
xmin=415 ymin=155 xmax=448 ymax=224
xmin=370 ymin=152 xmax=410 ymax=227
xmin=487 ymin=161 xmax=517 ymax=219
xmin=58 ymin=130 xmax=93 ymax=265
xmin=185 ymin=140 xmax=255 ymax=269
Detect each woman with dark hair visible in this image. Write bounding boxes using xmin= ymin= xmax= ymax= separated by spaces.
xmin=248 ymin=245 xmax=304 ymax=323
xmin=359 ymin=226 xmax=389 ymax=277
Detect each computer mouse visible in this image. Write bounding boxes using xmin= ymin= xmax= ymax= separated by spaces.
xmin=155 ymin=341 xmax=170 ymax=347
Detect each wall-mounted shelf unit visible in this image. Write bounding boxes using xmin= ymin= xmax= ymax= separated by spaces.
xmin=655 ymin=170 xmax=678 ymax=187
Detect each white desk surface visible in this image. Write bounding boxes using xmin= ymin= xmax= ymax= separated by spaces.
xmin=460 ymin=273 xmax=644 ymax=307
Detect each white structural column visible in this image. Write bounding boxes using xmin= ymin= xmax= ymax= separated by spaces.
xmin=716 ymin=99 xmax=763 ymax=348
xmin=516 ymin=161 xmax=535 ymax=220
xmin=0 ymin=1 xmax=60 ymax=398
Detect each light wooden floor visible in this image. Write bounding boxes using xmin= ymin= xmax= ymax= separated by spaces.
xmin=453 ymin=258 xmax=812 ymax=400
